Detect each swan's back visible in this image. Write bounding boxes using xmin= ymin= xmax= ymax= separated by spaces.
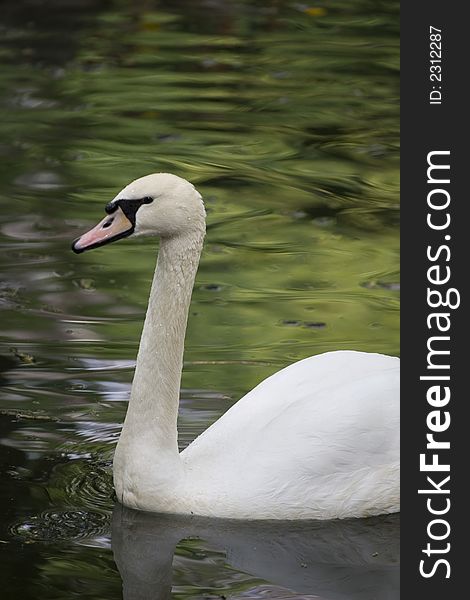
xmin=181 ymin=351 xmax=399 ymax=519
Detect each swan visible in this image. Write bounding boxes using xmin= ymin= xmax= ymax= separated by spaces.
xmin=72 ymin=173 xmax=399 ymax=520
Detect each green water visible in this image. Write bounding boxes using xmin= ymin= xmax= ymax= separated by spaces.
xmin=0 ymin=0 xmax=399 ymax=598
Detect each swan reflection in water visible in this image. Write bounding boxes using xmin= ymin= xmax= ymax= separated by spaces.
xmin=112 ymin=503 xmax=399 ymax=600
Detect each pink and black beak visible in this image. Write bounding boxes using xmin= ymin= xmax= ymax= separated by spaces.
xmin=72 ymin=197 xmax=153 ymax=254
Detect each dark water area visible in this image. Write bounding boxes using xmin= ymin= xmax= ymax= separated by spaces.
xmin=0 ymin=0 xmax=399 ymax=597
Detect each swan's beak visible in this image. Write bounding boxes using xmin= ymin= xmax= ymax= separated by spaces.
xmin=72 ymin=207 xmax=134 ymax=253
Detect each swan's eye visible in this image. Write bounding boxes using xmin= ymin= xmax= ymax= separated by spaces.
xmin=105 ymin=202 xmax=118 ymax=214
xmin=103 ymin=196 xmax=153 ymax=225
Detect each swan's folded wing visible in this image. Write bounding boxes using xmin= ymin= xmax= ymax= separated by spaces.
xmin=180 ymin=350 xmax=399 ymax=519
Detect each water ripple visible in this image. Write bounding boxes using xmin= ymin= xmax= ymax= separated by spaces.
xmin=60 ymin=461 xmax=115 ymax=511
xmin=11 ymin=510 xmax=109 ymax=543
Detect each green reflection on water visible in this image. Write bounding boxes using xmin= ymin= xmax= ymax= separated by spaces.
xmin=0 ymin=0 xmax=399 ymax=598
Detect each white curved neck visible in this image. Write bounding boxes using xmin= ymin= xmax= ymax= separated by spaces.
xmin=120 ymin=230 xmax=204 ymax=456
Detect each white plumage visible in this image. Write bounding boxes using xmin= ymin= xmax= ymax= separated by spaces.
xmin=74 ymin=173 xmax=400 ymax=519
xmin=181 ymin=350 xmax=399 ymax=519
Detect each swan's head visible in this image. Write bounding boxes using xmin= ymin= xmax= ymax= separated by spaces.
xmin=72 ymin=173 xmax=205 ymax=253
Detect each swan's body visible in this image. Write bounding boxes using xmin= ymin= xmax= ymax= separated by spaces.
xmin=73 ymin=173 xmax=399 ymax=520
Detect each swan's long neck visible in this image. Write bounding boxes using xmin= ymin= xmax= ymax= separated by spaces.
xmin=120 ymin=229 xmax=204 ymax=456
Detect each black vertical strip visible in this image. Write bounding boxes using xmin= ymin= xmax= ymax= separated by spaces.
xmin=401 ymin=3 xmax=467 ymax=597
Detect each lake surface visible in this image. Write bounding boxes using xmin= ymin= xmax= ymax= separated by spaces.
xmin=0 ymin=0 xmax=399 ymax=598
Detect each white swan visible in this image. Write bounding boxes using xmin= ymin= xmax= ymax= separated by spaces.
xmin=72 ymin=173 xmax=399 ymax=520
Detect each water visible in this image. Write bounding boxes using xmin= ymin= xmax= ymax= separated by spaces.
xmin=0 ymin=0 xmax=399 ymax=597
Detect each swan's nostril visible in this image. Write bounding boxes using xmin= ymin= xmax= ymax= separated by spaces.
xmin=102 ymin=218 xmax=114 ymax=229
